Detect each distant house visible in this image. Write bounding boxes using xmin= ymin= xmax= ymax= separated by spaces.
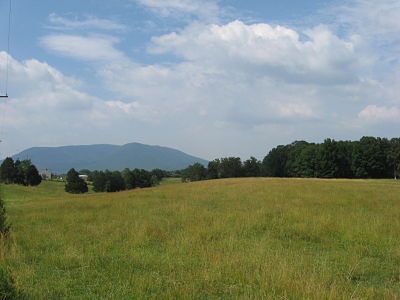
xmin=40 ymin=169 xmax=52 ymax=180
xmin=79 ymin=174 xmax=89 ymax=181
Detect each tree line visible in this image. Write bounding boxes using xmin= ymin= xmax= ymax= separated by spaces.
xmin=182 ymin=137 xmax=400 ymax=181
xmin=0 ymin=157 xmax=42 ymax=186
xmin=65 ymin=168 xmax=169 ymax=194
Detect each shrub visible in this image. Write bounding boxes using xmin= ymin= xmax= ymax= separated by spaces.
xmin=65 ymin=169 xmax=88 ymax=194
xmin=0 ymin=195 xmax=10 ymax=236
xmin=25 ymin=165 xmax=42 ymax=186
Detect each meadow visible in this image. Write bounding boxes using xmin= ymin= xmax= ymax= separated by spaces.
xmin=0 ymin=178 xmax=399 ymax=299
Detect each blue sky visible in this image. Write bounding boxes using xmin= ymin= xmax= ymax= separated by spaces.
xmin=0 ymin=0 xmax=399 ymax=160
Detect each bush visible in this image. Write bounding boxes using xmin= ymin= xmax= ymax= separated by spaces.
xmin=25 ymin=165 xmax=42 ymax=186
xmin=0 ymin=266 xmax=18 ymax=300
xmin=65 ymin=169 xmax=88 ymax=194
xmin=0 ymin=195 xmax=10 ymax=236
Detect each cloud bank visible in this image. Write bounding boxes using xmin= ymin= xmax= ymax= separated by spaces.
xmin=1 ymin=0 xmax=400 ymax=159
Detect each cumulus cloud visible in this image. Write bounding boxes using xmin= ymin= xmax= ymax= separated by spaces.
xmin=40 ymin=34 xmax=126 ymax=62
xmin=150 ymin=21 xmax=363 ymax=84
xmin=6 ymin=1 xmax=400 ymax=159
xmin=0 ymin=52 xmax=164 ymax=156
xmin=48 ymin=13 xmax=126 ymax=31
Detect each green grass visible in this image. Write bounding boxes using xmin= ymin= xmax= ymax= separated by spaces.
xmin=1 ymin=178 xmax=399 ymax=299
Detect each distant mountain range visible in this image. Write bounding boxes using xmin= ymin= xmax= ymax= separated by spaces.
xmin=8 ymin=143 xmax=208 ymax=173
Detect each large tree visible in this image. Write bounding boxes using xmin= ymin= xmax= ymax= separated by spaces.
xmin=207 ymin=159 xmax=220 ymax=179
xmin=182 ymin=163 xmax=207 ymax=182
xmin=388 ymin=138 xmax=400 ymax=179
xmin=352 ymin=137 xmax=390 ymax=178
xmin=262 ymin=145 xmax=289 ymax=177
xmin=242 ymin=157 xmax=261 ymax=177
xmin=218 ymin=157 xmax=243 ymax=178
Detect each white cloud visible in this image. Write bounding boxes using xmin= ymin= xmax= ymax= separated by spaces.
xmin=133 ymin=0 xmax=220 ymax=21
xmin=0 ymin=52 xmax=162 ymax=157
xmin=338 ymin=0 xmax=400 ymax=37
xmin=334 ymin=0 xmax=400 ymax=64
xmin=279 ymin=103 xmax=315 ymax=119
xmin=150 ymin=21 xmax=363 ymax=84
xmin=48 ymin=13 xmax=126 ymax=31
xmin=6 ymin=1 xmax=400 ymax=159
xmin=359 ymin=105 xmax=400 ymax=123
xmin=40 ymin=34 xmax=126 ymax=62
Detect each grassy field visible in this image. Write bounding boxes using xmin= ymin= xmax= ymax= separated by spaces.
xmin=0 ymin=178 xmax=399 ymax=299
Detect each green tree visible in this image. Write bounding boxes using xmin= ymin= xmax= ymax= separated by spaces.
xmin=313 ymin=139 xmax=353 ymax=178
xmin=262 ymin=146 xmax=289 ymax=177
xmin=65 ymin=168 xmax=88 ymax=194
xmin=132 ymin=169 xmax=153 ymax=188
xmin=14 ymin=160 xmax=26 ymax=185
xmin=218 ymin=157 xmax=242 ymax=178
xmin=0 ymin=158 xmax=16 ymax=184
xmin=243 ymin=157 xmax=261 ymax=177
xmin=388 ymin=138 xmax=400 ymax=179
xmin=122 ymin=168 xmax=136 ymax=190
xmin=352 ymin=137 xmax=390 ymax=178
xmin=291 ymin=144 xmax=320 ymax=178
xmin=104 ymin=171 xmax=126 ymax=192
xmin=207 ymin=159 xmax=220 ymax=179
xmin=182 ymin=163 xmax=207 ymax=182
xmin=285 ymin=141 xmax=310 ymax=177
xmin=25 ymin=165 xmax=42 ymax=186
xmin=92 ymin=171 xmax=106 ymax=192
xmin=151 ymin=169 xmax=166 ymax=182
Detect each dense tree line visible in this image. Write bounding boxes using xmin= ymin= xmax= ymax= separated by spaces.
xmin=65 ymin=168 xmax=167 ymax=194
xmin=182 ymin=157 xmax=262 ymax=182
xmin=91 ymin=169 xmax=161 ymax=192
xmin=0 ymin=158 xmax=42 ymax=186
xmin=182 ymin=137 xmax=400 ymax=181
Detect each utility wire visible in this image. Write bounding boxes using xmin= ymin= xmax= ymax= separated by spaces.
xmin=5 ymin=0 xmax=12 ymax=96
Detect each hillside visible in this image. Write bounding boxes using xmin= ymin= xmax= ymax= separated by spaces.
xmin=9 ymin=143 xmax=208 ymax=173
xmin=1 ymin=178 xmax=399 ymax=298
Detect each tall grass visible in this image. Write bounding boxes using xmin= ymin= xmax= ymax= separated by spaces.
xmin=0 ymin=179 xmax=399 ymax=298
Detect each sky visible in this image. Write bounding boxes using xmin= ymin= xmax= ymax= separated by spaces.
xmin=0 ymin=0 xmax=399 ymax=160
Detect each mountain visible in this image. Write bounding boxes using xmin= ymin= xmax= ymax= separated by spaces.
xmin=9 ymin=143 xmax=208 ymax=173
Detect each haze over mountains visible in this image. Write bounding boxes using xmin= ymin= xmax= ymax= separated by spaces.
xmin=9 ymin=143 xmax=208 ymax=173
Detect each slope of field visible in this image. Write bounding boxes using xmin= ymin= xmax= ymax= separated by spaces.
xmin=1 ymin=179 xmax=399 ymax=298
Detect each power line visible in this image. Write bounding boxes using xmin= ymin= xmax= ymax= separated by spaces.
xmin=1 ymin=0 xmax=11 ymax=98
xmin=5 ymin=0 xmax=11 ymax=96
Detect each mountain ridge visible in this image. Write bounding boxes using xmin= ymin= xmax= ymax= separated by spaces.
xmin=9 ymin=142 xmax=208 ymax=173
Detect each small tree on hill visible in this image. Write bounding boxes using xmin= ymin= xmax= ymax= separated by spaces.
xmin=182 ymin=163 xmax=207 ymax=182
xmin=0 ymin=158 xmax=16 ymax=184
xmin=25 ymin=165 xmax=42 ymax=186
xmin=65 ymin=168 xmax=88 ymax=194
xmin=14 ymin=160 xmax=26 ymax=185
